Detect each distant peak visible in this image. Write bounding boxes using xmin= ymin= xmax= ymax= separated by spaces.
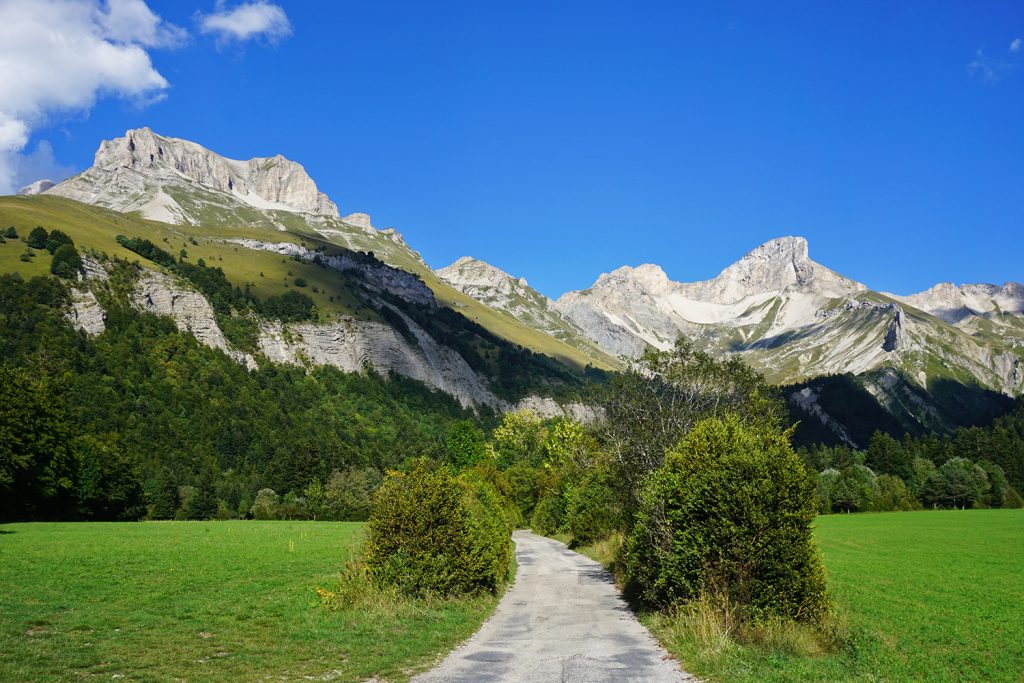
xmin=17 ymin=179 xmax=55 ymax=195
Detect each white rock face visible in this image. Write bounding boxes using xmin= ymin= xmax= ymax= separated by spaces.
xmin=258 ymin=307 xmax=501 ymax=409
xmin=48 ymin=127 xmax=338 ymax=223
xmin=513 ymin=395 xmax=601 ymax=424
xmin=17 ymin=179 xmax=55 ymax=195
xmin=67 ymin=288 xmax=106 ymax=335
xmin=131 ymin=270 xmax=257 ymax=369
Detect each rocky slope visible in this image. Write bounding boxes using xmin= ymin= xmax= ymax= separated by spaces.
xmin=437 ymin=256 xmax=614 ymax=362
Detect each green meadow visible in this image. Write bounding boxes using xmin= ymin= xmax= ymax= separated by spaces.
xmin=650 ymin=509 xmax=1024 ymax=682
xmin=0 ymin=521 xmax=496 ymax=683
xmin=2 ymin=511 xmax=1021 ymax=682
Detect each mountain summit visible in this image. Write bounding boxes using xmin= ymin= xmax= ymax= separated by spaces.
xmin=48 ymin=128 xmax=338 ymax=224
xmin=682 ymin=236 xmax=863 ymax=304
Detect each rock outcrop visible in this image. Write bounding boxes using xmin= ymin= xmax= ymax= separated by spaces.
xmin=258 ymin=312 xmax=500 ymax=409
xmin=67 ymin=288 xmax=106 ymax=335
xmin=226 ymin=239 xmax=435 ymax=306
xmin=131 ymin=270 xmax=257 ymax=369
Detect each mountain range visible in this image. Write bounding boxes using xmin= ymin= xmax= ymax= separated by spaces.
xmin=6 ymin=127 xmax=1022 ymax=444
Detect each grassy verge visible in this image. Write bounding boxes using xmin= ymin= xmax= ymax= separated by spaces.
xmin=0 ymin=521 xmax=500 ymax=682
xmin=645 ymin=510 xmax=1024 ymax=682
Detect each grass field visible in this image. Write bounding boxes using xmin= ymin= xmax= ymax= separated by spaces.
xmin=648 ymin=509 xmax=1024 ymax=682
xmin=0 ymin=521 xmax=497 ymax=682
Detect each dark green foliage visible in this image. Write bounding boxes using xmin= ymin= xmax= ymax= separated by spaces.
xmin=116 ymin=235 xmax=176 ymax=268
xmin=922 ymin=457 xmax=990 ymax=509
xmin=216 ymin=313 xmax=260 ymax=353
xmin=563 ymin=466 xmax=624 ymax=545
xmin=445 ymin=420 xmax=487 ymax=468
xmin=4 ymin=226 xmax=16 ymax=238
xmin=0 ymin=272 xmax=474 ymax=521
xmin=45 ymin=230 xmax=73 ymax=254
xmin=185 ymin=466 xmax=219 ymax=520
xmin=292 ymin=277 xmax=307 ymax=287
xmin=27 ymin=226 xmax=49 ymax=249
xmin=625 ymin=415 xmax=829 ymax=623
xmin=0 ymin=366 xmax=77 ymax=520
xmin=529 ymin=493 xmax=566 ymax=535
xmin=324 ymin=467 xmax=382 ymax=521
xmin=787 ymin=375 xmax=908 ymax=448
xmin=257 ymin=290 xmax=316 ymax=322
xmin=365 ymin=459 xmax=512 ymax=596
xmin=50 ymin=243 xmax=82 ymax=278
xmin=149 ymin=468 xmax=179 ymax=520
xmin=74 ymin=433 xmax=145 ymax=520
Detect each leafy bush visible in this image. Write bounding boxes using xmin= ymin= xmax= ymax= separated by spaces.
xmin=45 ymin=230 xmax=73 ymax=255
xmin=530 ymin=493 xmax=566 ymax=535
xmin=27 ymin=226 xmax=49 ymax=249
xmin=251 ymin=488 xmax=280 ymax=519
xmin=50 ymin=244 xmax=82 ymax=279
xmin=364 ymin=459 xmax=511 ymax=596
xmin=4 ymin=226 xmax=16 ymax=238
xmin=625 ymin=414 xmax=829 ymax=624
xmin=563 ymin=466 xmax=624 ymax=545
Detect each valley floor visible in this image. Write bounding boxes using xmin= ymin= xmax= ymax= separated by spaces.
xmin=1 ymin=511 xmax=1021 ymax=682
xmin=0 ymin=521 xmax=497 ymax=682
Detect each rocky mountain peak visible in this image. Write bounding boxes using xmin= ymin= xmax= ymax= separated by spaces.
xmin=48 ymin=127 xmax=339 ymax=222
xmin=17 ymin=179 xmax=55 ymax=195
xmin=438 ymin=256 xmax=521 ymax=291
xmin=685 ymin=236 xmax=862 ymax=303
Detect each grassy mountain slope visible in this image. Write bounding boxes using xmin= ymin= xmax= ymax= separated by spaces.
xmin=0 ymin=195 xmax=611 ymax=372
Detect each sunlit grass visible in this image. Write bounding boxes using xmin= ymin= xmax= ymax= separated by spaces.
xmin=0 ymin=521 xmax=498 ymax=682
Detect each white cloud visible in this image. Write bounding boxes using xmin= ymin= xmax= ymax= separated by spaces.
xmin=967 ymin=48 xmax=1008 ymax=85
xmin=12 ymin=141 xmax=77 ymax=189
xmin=198 ymin=1 xmax=292 ymax=44
xmin=0 ymin=0 xmax=182 ymax=193
xmin=1011 ymin=38 xmax=1022 ymax=54
xmin=99 ymin=0 xmax=188 ymax=47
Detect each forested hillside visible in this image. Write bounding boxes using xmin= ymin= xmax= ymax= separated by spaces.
xmin=0 ymin=268 xmax=480 ymax=521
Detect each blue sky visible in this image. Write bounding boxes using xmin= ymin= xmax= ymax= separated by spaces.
xmin=5 ymin=1 xmax=1023 ymax=297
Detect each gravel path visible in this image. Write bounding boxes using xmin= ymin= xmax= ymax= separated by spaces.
xmin=412 ymin=530 xmax=693 ymax=682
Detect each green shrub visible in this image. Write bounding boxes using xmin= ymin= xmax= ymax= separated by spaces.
xmin=530 ymin=493 xmax=566 ymax=535
xmin=251 ymin=488 xmax=280 ymax=519
xmin=27 ymin=226 xmax=48 ymax=249
xmin=564 ymin=466 xmax=624 ymax=545
xmin=625 ymin=414 xmax=829 ymax=624
xmin=4 ymin=226 xmax=16 ymax=238
xmin=364 ymin=459 xmax=511 ymax=596
xmin=50 ymin=244 xmax=82 ymax=279
xmin=45 ymin=230 xmax=73 ymax=255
